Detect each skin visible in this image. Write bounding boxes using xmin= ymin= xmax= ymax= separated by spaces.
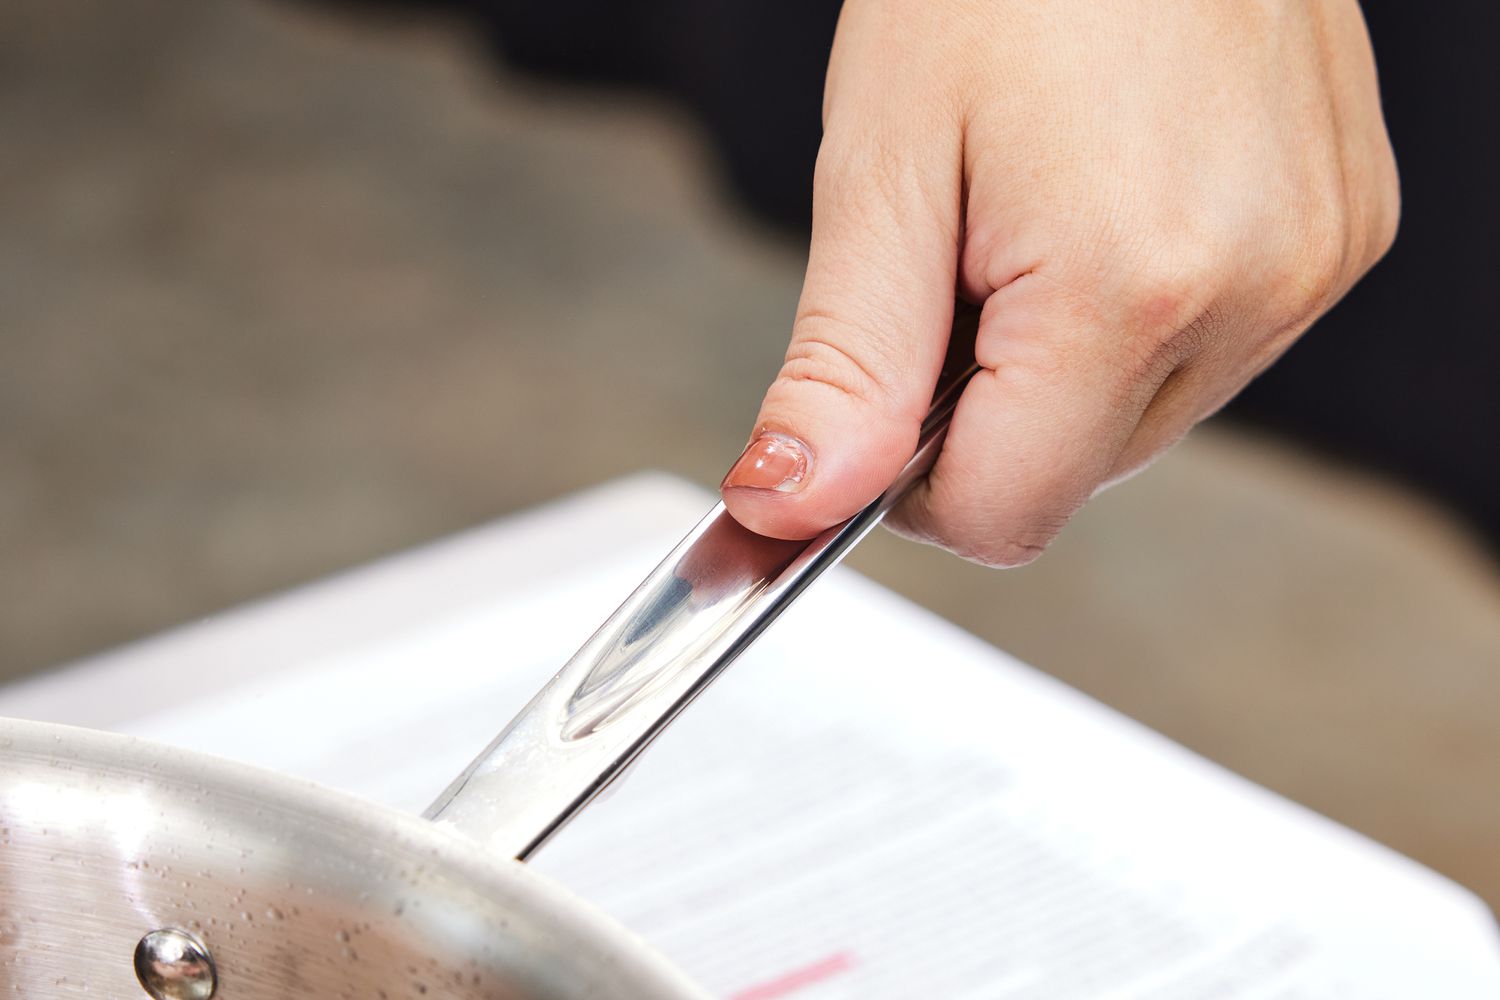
xmin=721 ymin=0 xmax=1399 ymax=566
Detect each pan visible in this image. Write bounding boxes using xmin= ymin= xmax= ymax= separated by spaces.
xmin=1 ymin=343 xmax=980 ymax=999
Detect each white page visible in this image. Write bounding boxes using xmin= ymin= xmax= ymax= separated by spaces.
xmin=5 ymin=477 xmax=1498 ymax=998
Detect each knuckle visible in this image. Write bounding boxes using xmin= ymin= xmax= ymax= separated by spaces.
xmin=1366 ymin=160 xmax=1402 ymax=265
xmin=1283 ymin=194 xmax=1353 ymax=320
xmin=1226 ymin=190 xmax=1349 ymax=336
xmin=897 ymin=511 xmax=1058 ymax=569
xmin=1128 ymin=266 xmax=1208 ymax=338
xmin=912 ymin=475 xmax=1075 ymax=569
xmin=1301 ymin=234 xmax=1349 ymax=314
xmin=960 ymin=533 xmax=1055 ymax=570
xmin=1370 ymin=200 xmax=1400 ymax=265
xmin=1112 ymin=258 xmax=1225 ymax=384
xmin=1168 ymin=306 xmax=1223 ymax=364
xmin=777 ymin=314 xmax=897 ymax=410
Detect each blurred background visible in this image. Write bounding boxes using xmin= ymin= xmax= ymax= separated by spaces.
xmin=2 ymin=0 xmax=1497 ymax=911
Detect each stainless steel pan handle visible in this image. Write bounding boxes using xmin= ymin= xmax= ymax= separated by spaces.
xmin=425 ymin=311 xmax=981 ymax=861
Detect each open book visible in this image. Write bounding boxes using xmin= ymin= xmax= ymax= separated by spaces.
xmin=4 ymin=475 xmax=1497 ymax=998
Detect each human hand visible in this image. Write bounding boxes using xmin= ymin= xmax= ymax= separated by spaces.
xmin=720 ymin=0 xmax=1398 ymax=565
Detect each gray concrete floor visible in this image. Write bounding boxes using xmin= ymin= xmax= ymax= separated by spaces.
xmin=3 ymin=1 xmax=1498 ymax=911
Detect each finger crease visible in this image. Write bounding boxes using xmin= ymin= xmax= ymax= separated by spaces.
xmin=781 ymin=331 xmax=891 ymax=409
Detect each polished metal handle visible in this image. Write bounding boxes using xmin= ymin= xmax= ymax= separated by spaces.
xmin=425 ymin=313 xmax=981 ymax=861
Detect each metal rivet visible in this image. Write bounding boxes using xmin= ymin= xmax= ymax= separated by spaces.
xmin=133 ymin=928 xmax=217 ymax=1000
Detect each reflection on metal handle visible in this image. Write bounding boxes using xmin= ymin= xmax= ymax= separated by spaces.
xmin=425 ymin=327 xmax=981 ymax=861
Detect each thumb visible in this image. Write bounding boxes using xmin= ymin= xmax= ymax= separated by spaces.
xmin=722 ymin=136 xmax=961 ymax=540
